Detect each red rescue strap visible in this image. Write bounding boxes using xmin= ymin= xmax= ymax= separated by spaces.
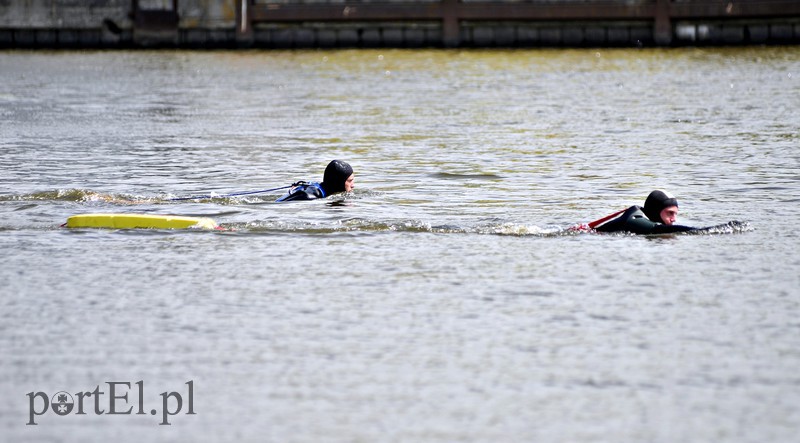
xmin=587 ymin=208 xmax=626 ymax=229
xmin=569 ymin=208 xmax=626 ymax=232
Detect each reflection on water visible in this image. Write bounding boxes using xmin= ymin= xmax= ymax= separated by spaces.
xmin=0 ymin=48 xmax=798 ymax=442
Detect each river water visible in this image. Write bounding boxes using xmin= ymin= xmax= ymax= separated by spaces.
xmin=1 ymin=47 xmax=798 ymax=442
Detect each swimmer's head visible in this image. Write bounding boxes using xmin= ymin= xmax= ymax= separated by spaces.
xmin=322 ymin=160 xmax=354 ymax=194
xmin=644 ymin=190 xmax=679 ymax=225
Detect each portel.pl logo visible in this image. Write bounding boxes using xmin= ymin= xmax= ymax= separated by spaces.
xmin=27 ymin=380 xmax=195 ymax=426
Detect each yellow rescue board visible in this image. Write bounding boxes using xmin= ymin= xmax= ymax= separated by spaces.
xmin=65 ymin=213 xmax=218 ymax=230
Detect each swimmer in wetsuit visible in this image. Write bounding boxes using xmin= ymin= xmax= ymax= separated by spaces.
xmin=594 ymin=190 xmax=696 ymax=235
xmin=276 ymin=160 xmax=355 ymax=202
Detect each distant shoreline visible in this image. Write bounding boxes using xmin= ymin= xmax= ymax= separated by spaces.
xmin=2 ymin=0 xmax=799 ymax=49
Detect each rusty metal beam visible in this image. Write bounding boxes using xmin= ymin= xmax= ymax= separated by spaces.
xmin=669 ymin=0 xmax=800 ymax=18
xmin=455 ymin=3 xmax=656 ymax=21
xmin=248 ymin=0 xmax=800 ymax=22
xmin=241 ymin=0 xmax=800 ymax=46
xmin=442 ymin=0 xmax=459 ymax=47
xmin=249 ymin=2 xmax=658 ymax=22
xmin=250 ymin=3 xmax=442 ymax=21
xmin=654 ymin=0 xmax=672 ymax=45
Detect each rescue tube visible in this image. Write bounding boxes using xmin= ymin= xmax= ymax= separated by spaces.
xmin=65 ymin=213 xmax=218 ymax=230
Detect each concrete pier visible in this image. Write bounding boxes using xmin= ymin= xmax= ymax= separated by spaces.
xmin=1 ymin=0 xmax=799 ymax=48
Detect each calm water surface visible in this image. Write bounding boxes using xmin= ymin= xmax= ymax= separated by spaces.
xmin=1 ymin=48 xmax=799 ymax=442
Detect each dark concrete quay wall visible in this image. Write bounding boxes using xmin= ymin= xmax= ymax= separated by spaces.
xmin=1 ymin=0 xmax=799 ymax=48
xmin=247 ymin=21 xmax=800 ymax=48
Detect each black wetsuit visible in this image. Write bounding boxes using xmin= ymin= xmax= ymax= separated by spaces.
xmin=277 ymin=160 xmax=352 ymax=203
xmin=595 ymin=205 xmax=696 ymax=235
xmin=276 ymin=182 xmax=327 ymax=202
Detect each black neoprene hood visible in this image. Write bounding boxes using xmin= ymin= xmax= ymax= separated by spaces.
xmin=321 ymin=160 xmax=353 ymax=194
xmin=643 ymin=190 xmax=679 ymax=223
